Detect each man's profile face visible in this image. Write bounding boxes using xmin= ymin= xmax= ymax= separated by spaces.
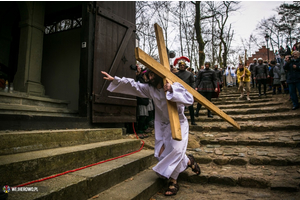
xmin=205 ymin=64 xmax=210 ymax=69
xmin=239 ymin=64 xmax=243 ymax=69
xmin=214 ymin=65 xmax=218 ymax=69
xmin=254 ymin=60 xmax=257 ymax=63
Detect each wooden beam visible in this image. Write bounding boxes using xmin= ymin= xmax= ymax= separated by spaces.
xmin=135 ymin=47 xmax=241 ymax=130
xmin=154 ymin=23 xmax=182 ymax=141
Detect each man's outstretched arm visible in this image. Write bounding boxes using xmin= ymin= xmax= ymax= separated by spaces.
xmin=101 ymin=71 xmax=150 ymax=99
xmin=101 ymin=71 xmax=114 ymax=81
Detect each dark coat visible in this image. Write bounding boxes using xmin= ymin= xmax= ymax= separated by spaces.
xmin=253 ymin=63 xmax=269 ymax=80
xmin=175 ymin=70 xmax=195 ymax=88
xmin=249 ymin=62 xmax=257 ymax=73
xmin=195 ymin=68 xmax=217 ymax=92
xmin=136 ymin=73 xmax=149 ymax=106
xmin=284 ymin=58 xmax=300 ymax=83
xmin=214 ymin=68 xmax=223 ymax=84
xmin=273 ymin=64 xmax=281 ymax=79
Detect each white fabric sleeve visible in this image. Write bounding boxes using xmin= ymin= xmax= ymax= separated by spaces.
xmin=166 ymin=82 xmax=194 ymax=106
xmin=107 ymin=76 xmax=151 ymax=98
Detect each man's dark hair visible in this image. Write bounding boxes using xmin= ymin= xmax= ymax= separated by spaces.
xmin=145 ymin=70 xmax=163 ymax=88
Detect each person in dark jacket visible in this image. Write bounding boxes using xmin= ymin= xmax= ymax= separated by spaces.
xmin=249 ymin=58 xmax=257 ymax=88
xmin=175 ymin=61 xmax=196 ymax=125
xmin=270 ymin=60 xmax=281 ymax=95
xmin=194 ymin=62 xmax=218 ymax=118
xmin=214 ymin=64 xmax=223 ymax=91
xmin=284 ymin=51 xmax=300 ymax=110
xmin=286 ymin=45 xmax=291 ymax=56
xmin=253 ymin=58 xmax=270 ymax=97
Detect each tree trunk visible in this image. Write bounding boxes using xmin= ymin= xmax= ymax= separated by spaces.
xmin=194 ymin=1 xmax=205 ymax=68
xmin=222 ymin=43 xmax=228 ymax=67
xmin=179 ymin=1 xmax=183 ymax=56
xmin=218 ymin=43 xmax=223 ymax=67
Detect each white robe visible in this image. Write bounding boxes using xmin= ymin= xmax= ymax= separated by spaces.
xmin=107 ymin=76 xmax=194 ymax=179
xmin=225 ymin=68 xmax=235 ymax=86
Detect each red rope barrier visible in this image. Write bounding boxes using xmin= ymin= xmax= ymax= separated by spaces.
xmin=16 ymin=123 xmax=144 ymax=187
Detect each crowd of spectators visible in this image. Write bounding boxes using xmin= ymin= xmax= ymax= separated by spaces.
xmin=246 ymin=50 xmax=300 ymax=110
xmin=132 ymin=47 xmax=300 ymax=136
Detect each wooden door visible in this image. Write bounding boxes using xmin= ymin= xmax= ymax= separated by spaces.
xmin=92 ymin=2 xmax=136 ymax=123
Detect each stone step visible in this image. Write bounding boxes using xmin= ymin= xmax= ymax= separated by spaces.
xmin=0 ymin=104 xmax=78 ymax=117
xmin=186 ymin=106 xmax=289 ymax=116
xmin=211 ymin=98 xmax=272 ymax=105
xmin=178 ymin=164 xmax=300 ymax=191
xmin=213 ymin=95 xmax=273 ymax=101
xmin=0 ymin=139 xmax=141 ymax=186
xmin=187 ymin=110 xmax=300 ymax=122
xmin=189 ymin=119 xmax=300 ymax=132
xmin=218 ymin=90 xmax=273 ymax=97
xmin=0 ymin=91 xmax=69 ymax=109
xmin=89 ymin=169 xmax=165 ymax=200
xmin=0 ymin=128 xmax=124 ymax=155
xmin=185 ymin=145 xmax=300 ymax=166
xmin=193 ymin=131 xmax=300 ymax=147
xmin=7 ymin=150 xmax=156 ymax=200
xmin=151 ymin=181 xmax=300 ymax=199
xmin=222 ymin=87 xmax=269 ymax=93
xmin=216 ymin=101 xmax=282 ymax=109
xmin=192 ymin=101 xmax=282 ymax=110
xmin=0 ymin=114 xmax=89 ymax=131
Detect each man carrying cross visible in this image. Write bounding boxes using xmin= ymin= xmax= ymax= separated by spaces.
xmin=101 ymin=70 xmax=201 ymax=196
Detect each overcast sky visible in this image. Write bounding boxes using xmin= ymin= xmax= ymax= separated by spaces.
xmin=228 ymin=1 xmax=284 ymax=49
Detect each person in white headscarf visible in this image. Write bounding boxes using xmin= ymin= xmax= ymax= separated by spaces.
xmin=225 ymin=66 xmax=235 ymax=87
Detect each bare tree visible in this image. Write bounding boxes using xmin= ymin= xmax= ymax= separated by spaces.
xmin=212 ymin=1 xmax=240 ymax=68
xmin=150 ymin=2 xmax=172 ymax=48
xmin=192 ymin=1 xmax=216 ymax=69
xmin=256 ymin=16 xmax=283 ymax=50
xmin=276 ymin=1 xmax=300 ymax=47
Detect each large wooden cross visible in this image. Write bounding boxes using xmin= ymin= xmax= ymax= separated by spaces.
xmin=135 ymin=23 xmax=240 ymax=141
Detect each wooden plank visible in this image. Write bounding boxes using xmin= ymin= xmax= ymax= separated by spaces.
xmin=135 ymin=47 xmax=241 ymax=130
xmin=154 ymin=23 xmax=182 ymax=141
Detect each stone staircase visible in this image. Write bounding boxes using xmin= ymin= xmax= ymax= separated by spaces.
xmin=150 ymin=86 xmax=300 ymax=199
xmin=0 ymin=91 xmax=77 ymax=117
xmin=1 ymin=129 xmax=163 ymax=200
xmin=3 ymin=86 xmax=300 ymax=200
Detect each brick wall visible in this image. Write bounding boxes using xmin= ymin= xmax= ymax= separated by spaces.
xmin=247 ymin=46 xmax=275 ymax=66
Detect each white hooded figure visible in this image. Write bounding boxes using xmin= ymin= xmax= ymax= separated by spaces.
xmin=225 ymin=66 xmax=235 ymax=87
xmin=232 ymin=67 xmax=237 ymax=86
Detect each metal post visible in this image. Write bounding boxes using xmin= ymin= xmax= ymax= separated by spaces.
xmin=265 ymin=33 xmax=270 ymax=62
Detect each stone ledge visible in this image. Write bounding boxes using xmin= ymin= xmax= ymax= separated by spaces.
xmin=0 ymin=139 xmax=141 ymax=186
xmin=0 ymin=128 xmax=124 ymax=155
xmin=8 ymin=150 xmax=156 ymax=200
